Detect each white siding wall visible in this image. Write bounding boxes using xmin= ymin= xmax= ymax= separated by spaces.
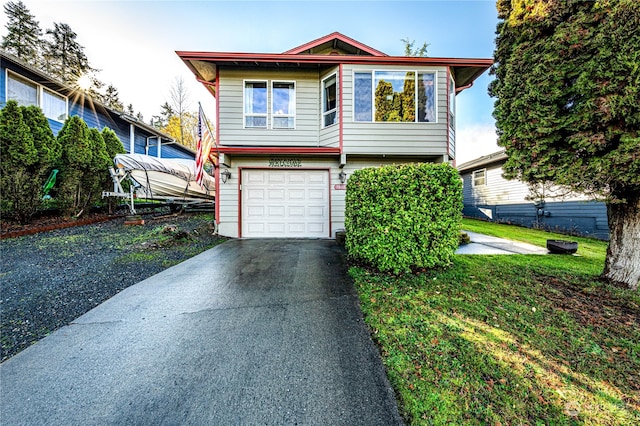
xmin=341 ymin=64 xmax=449 ymax=156
xmin=218 ymin=68 xmax=328 ymax=147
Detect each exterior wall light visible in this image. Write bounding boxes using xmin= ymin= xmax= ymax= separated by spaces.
xmin=338 ymin=170 xmax=347 ymax=184
xmin=220 ymin=168 xmax=231 ymax=184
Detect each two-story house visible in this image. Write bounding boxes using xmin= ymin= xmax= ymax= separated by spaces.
xmin=178 ymin=32 xmax=492 ymax=238
xmin=1 ymin=51 xmax=194 ymax=160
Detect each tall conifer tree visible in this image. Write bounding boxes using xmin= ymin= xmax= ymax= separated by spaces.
xmin=1 ymin=1 xmax=42 ymax=63
xmin=490 ymin=0 xmax=640 ymax=289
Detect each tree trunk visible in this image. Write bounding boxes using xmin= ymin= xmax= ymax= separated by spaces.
xmin=603 ymin=195 xmax=640 ymax=290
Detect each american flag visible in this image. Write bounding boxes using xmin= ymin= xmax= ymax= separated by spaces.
xmin=195 ymin=104 xmax=215 ymax=187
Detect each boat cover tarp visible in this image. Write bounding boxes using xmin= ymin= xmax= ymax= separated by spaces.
xmin=114 ymin=153 xmax=216 ymax=197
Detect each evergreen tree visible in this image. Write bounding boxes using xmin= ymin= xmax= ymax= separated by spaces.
xmin=42 ymin=22 xmax=93 ymax=85
xmin=57 ymin=115 xmax=92 ymax=215
xmin=126 ymin=104 xmax=135 ymax=116
xmin=103 ymin=84 xmax=124 ymax=112
xmin=401 ymin=37 xmax=429 ymax=57
xmin=84 ymin=127 xmax=110 ymax=207
xmin=490 ymin=0 xmax=640 ymax=289
xmin=1 ymin=1 xmax=42 ymax=63
xmin=102 ymin=127 xmax=125 ymax=159
xmin=0 ymin=100 xmax=39 ymax=223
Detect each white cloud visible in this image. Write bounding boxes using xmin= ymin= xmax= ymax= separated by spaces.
xmin=456 ymin=124 xmax=500 ymax=165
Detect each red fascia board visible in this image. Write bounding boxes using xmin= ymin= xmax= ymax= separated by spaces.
xmin=282 ymin=32 xmax=388 ymax=56
xmin=218 ymin=146 xmax=340 ymax=155
xmin=176 ymin=51 xmax=493 ymax=68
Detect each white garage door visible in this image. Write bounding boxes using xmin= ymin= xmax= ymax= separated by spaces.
xmin=242 ymin=169 xmax=329 ymax=238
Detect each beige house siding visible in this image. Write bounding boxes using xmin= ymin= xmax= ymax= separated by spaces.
xmin=218 ymin=68 xmax=321 ymax=147
xmin=341 ymin=65 xmax=450 ymax=156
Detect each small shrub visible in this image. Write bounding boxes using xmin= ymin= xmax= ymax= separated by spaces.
xmin=345 ymin=163 xmax=462 ymax=273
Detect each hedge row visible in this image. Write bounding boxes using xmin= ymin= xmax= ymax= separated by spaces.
xmin=345 ymin=163 xmax=462 ymax=274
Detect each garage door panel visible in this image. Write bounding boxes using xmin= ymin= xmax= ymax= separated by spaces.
xmin=242 ymin=169 xmax=329 ymax=238
xmin=288 ymin=189 xmax=305 ymax=200
xmin=268 ymin=189 xmax=285 ymax=200
xmin=268 ymin=173 xmax=286 ymax=184
xmin=307 ymin=173 xmax=326 ymax=184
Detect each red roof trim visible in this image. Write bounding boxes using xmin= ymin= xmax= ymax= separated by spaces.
xmin=177 ymin=51 xmax=492 ymax=68
xmin=219 ymin=146 xmax=340 ymax=155
xmin=282 ymin=32 xmax=388 ymax=56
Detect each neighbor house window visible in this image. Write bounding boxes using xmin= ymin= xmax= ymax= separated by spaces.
xmin=7 ymin=71 xmax=68 ymax=122
xmin=244 ymin=81 xmax=268 ymax=128
xmin=7 ymin=73 xmax=38 ymax=107
xmin=322 ymin=74 xmax=337 ymax=127
xmin=42 ymin=88 xmax=67 ymax=122
xmin=473 ymin=169 xmax=486 ymax=186
xmin=272 ymin=81 xmax=295 ymax=129
xmin=353 ymin=70 xmax=436 ymax=123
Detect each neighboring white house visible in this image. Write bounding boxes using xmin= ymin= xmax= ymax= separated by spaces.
xmin=458 ymin=150 xmax=609 ymax=240
xmin=178 ymin=32 xmax=492 ymax=238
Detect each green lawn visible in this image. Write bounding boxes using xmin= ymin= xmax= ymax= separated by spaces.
xmin=351 ymin=219 xmax=639 ymax=424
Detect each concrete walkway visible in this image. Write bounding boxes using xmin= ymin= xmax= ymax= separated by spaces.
xmin=456 ymin=231 xmax=549 ymax=255
xmin=0 ymin=240 xmax=402 ymax=426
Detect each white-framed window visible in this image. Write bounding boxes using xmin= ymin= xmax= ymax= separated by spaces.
xmin=472 ymin=169 xmax=486 ymax=186
xmin=42 ymin=88 xmax=67 ymax=122
xmin=322 ymin=74 xmax=337 ymax=128
xmin=353 ymin=70 xmax=436 ymax=123
xmin=244 ymin=80 xmax=268 ymax=128
xmin=6 ymin=70 xmax=68 ymax=122
xmin=7 ymin=72 xmax=38 ymax=106
xmin=272 ymin=81 xmax=295 ymax=129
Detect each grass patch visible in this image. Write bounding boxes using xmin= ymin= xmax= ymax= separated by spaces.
xmin=352 ymin=219 xmax=639 ymax=424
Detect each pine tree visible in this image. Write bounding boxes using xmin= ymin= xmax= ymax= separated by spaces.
xmin=490 ymin=0 xmax=640 ymax=289
xmin=1 ymin=1 xmax=42 ymax=63
xmin=103 ymin=84 xmax=124 ymax=112
xmin=42 ymin=22 xmax=93 ymax=85
xmin=401 ymin=37 xmax=429 ymax=57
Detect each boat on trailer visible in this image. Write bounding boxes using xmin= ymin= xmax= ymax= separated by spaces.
xmin=103 ymin=154 xmax=215 ymax=214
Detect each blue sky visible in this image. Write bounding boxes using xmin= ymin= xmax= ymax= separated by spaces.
xmin=6 ymin=0 xmax=500 ymax=162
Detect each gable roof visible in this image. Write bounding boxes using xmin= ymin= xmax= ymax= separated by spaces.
xmin=283 ymin=32 xmax=388 ymax=56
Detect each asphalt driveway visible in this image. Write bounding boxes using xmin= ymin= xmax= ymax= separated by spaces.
xmin=0 ymin=239 xmax=402 ymax=425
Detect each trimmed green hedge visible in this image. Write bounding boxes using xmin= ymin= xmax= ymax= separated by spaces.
xmin=345 ymin=163 xmax=462 ymax=274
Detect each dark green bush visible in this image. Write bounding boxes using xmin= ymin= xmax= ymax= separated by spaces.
xmin=0 ymin=101 xmax=59 ymax=223
xmin=345 ymin=163 xmax=462 ymax=274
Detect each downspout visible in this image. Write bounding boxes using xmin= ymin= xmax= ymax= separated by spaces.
xmin=129 ymin=124 xmax=135 ymax=154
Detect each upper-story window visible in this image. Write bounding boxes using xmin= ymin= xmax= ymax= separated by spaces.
xmin=272 ymin=81 xmax=295 ymax=129
xmin=322 ymin=74 xmax=337 ymax=128
xmin=6 ymin=71 xmax=67 ymax=122
xmin=244 ymin=81 xmax=268 ymax=128
xmin=472 ymin=169 xmax=486 ymax=187
xmin=354 ymin=70 xmax=436 ymax=123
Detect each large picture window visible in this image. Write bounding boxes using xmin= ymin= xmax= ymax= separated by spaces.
xmin=7 ymin=72 xmax=67 ymax=122
xmin=272 ymin=81 xmax=295 ymax=129
xmin=322 ymin=74 xmax=337 ymax=127
xmin=244 ymin=81 xmax=268 ymax=128
xmin=7 ymin=73 xmax=38 ymax=107
xmin=354 ymin=70 xmax=436 ymax=123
